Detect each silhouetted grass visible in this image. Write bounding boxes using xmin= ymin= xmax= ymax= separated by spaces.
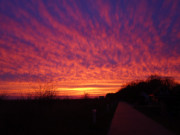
xmin=0 ymin=98 xmax=117 ymax=135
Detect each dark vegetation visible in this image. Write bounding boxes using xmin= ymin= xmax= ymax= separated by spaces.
xmin=106 ymin=75 xmax=180 ymax=134
xmin=0 ymin=98 xmax=117 ymax=135
xmin=1 ymin=75 xmax=180 ymax=134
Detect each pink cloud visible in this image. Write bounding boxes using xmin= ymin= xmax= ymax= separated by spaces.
xmin=0 ymin=0 xmax=180 ymax=97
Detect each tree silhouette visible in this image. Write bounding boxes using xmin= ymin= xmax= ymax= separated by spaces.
xmin=107 ymin=75 xmax=180 ymax=107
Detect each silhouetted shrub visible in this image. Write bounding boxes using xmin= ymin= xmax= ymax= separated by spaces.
xmin=33 ymin=83 xmax=57 ymax=100
xmin=107 ymin=75 xmax=179 ymax=106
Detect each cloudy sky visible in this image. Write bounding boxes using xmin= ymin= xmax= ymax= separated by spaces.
xmin=0 ymin=0 xmax=180 ymax=97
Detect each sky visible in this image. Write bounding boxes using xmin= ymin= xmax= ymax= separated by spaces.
xmin=0 ymin=0 xmax=180 ymax=98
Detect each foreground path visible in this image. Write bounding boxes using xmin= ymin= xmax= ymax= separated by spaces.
xmin=108 ymin=102 xmax=174 ymax=135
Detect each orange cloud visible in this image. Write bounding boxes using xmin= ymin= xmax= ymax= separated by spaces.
xmin=0 ymin=0 xmax=180 ymax=97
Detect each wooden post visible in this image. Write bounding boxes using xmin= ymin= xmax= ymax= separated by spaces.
xmin=92 ymin=109 xmax=96 ymax=124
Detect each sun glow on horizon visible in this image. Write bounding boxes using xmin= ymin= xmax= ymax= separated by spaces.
xmin=0 ymin=0 xmax=180 ymax=98
xmin=0 ymin=80 xmax=122 ymax=97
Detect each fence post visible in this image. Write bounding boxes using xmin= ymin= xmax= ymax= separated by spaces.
xmin=92 ymin=109 xmax=96 ymax=124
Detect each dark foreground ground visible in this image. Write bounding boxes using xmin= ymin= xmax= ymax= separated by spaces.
xmin=0 ymin=98 xmax=117 ymax=135
xmin=109 ymin=102 xmax=175 ymax=135
xmin=135 ymin=104 xmax=180 ymax=135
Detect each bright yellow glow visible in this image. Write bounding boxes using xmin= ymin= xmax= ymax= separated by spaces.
xmin=57 ymin=87 xmax=110 ymax=91
xmin=0 ymin=80 xmax=122 ymax=98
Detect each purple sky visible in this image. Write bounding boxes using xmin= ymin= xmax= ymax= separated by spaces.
xmin=0 ymin=0 xmax=180 ymax=97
